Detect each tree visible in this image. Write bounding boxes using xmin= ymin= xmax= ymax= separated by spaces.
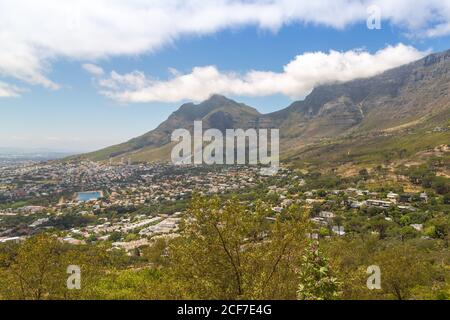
xmin=0 ymin=234 xmax=109 ymax=300
xmin=0 ymin=234 xmax=67 ymax=299
xmin=443 ymin=193 xmax=450 ymax=205
xmin=322 ymin=237 xmax=446 ymax=300
xmin=427 ymin=216 xmax=449 ymax=247
xmin=432 ymin=177 xmax=449 ymax=195
xmin=108 ymin=232 xmax=122 ymax=242
xmin=359 ymin=169 xmax=369 ymax=180
xmin=297 ymin=242 xmax=341 ymax=300
xmin=333 ymin=215 xmax=345 ymax=235
xmin=86 ymin=268 xmax=167 ymax=300
xmin=373 ymin=244 xmax=432 ymax=300
xmin=370 ymin=215 xmax=392 ymax=240
xmin=166 ymin=195 xmax=311 ymax=299
xmin=399 ymin=226 xmax=419 ymax=241
xmin=142 ymin=238 xmax=169 ymax=267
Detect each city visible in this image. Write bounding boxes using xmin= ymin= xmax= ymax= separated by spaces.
xmin=1 ymin=157 xmax=447 ymax=256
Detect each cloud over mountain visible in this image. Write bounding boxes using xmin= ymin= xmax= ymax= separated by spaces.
xmin=0 ymin=0 xmax=448 ymax=96
xmin=93 ymin=44 xmax=425 ymax=103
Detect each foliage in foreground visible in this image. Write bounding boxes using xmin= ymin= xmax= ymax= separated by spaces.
xmin=0 ymin=195 xmax=448 ymax=300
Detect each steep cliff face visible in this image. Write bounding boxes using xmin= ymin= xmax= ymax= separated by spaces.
xmin=271 ymin=49 xmax=449 ymax=140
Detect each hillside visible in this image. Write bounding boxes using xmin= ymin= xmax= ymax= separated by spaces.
xmin=81 ymin=94 xmax=262 ymax=161
xmin=77 ymin=49 xmax=450 ymax=167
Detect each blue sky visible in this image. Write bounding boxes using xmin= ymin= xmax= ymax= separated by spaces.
xmin=1 ymin=1 xmax=450 ymax=152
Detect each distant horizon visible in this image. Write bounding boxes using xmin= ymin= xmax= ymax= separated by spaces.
xmin=0 ymin=146 xmax=89 ymax=155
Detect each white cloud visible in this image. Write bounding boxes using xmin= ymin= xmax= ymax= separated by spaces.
xmin=425 ymin=23 xmax=450 ymax=38
xmin=82 ymin=63 xmax=104 ymax=76
xmin=0 ymin=0 xmax=448 ymax=96
xmin=97 ymin=44 xmax=426 ymax=103
xmin=0 ymin=81 xmax=25 ymax=98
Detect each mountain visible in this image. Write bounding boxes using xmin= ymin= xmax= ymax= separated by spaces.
xmin=81 ymin=94 xmax=264 ymax=162
xmin=277 ymin=49 xmax=450 ymax=166
xmin=77 ymin=49 xmax=450 ymax=166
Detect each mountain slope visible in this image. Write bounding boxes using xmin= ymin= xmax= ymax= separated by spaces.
xmin=81 ymin=94 xmax=263 ymax=161
xmin=78 ymin=49 xmax=450 ymax=165
xmin=278 ymin=49 xmax=450 ymax=165
xmin=270 ymin=49 xmax=449 ymax=139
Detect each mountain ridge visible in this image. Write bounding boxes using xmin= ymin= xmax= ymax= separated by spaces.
xmin=76 ymin=49 xmax=450 ymax=165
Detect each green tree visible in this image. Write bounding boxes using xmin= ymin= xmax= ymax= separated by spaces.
xmin=297 ymin=242 xmax=341 ymax=300
xmin=359 ymin=169 xmax=369 ymax=180
xmin=373 ymin=244 xmax=432 ymax=300
xmin=142 ymin=238 xmax=169 ymax=267
xmin=0 ymin=234 xmax=109 ymax=300
xmin=166 ymin=195 xmax=310 ymax=299
xmin=109 ymin=232 xmax=123 ymax=242
xmin=370 ymin=215 xmax=392 ymax=240
xmin=443 ymin=193 xmax=450 ymax=205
